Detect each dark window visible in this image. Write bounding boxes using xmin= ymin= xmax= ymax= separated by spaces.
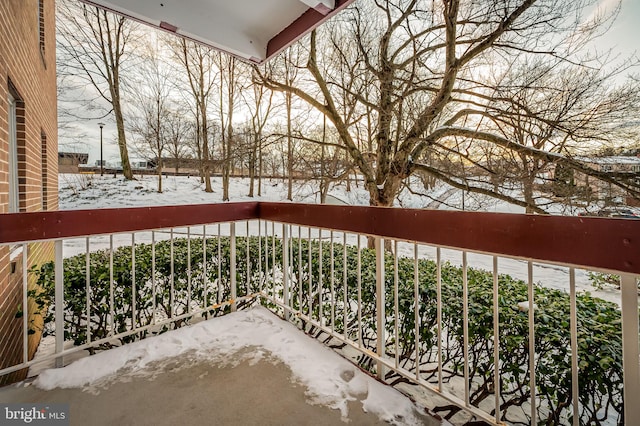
xmin=8 ymin=82 xmax=26 ymax=213
xmin=38 ymin=0 xmax=45 ymax=55
xmin=8 ymin=92 xmax=18 ymax=213
xmin=41 ymin=131 xmax=48 ymax=211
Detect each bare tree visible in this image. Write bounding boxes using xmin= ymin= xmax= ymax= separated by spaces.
xmin=498 ymin=60 xmax=638 ymax=211
xmin=128 ymin=39 xmax=173 ymax=192
xmin=243 ymin=72 xmax=276 ymax=197
xmin=412 ymin=53 xmax=640 ymax=213
xmin=307 ymin=117 xmax=353 ymax=203
xmin=283 ymin=48 xmax=303 ymax=200
xmin=258 ymin=44 xmax=309 ymax=200
xmin=214 ymin=53 xmax=245 ymax=201
xmin=173 ymin=39 xmax=217 ymax=192
xmin=165 ymin=110 xmax=193 ymax=175
xmin=57 ymin=0 xmax=137 ymax=179
xmin=257 ymin=0 xmax=639 ymax=214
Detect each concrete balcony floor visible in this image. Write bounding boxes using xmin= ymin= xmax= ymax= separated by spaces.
xmin=0 ymin=355 xmax=441 ymax=426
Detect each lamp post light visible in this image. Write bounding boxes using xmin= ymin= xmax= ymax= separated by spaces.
xmin=98 ymin=122 xmax=105 ymax=176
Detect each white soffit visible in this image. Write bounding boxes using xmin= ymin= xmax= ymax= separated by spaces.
xmin=77 ymin=0 xmax=353 ymax=63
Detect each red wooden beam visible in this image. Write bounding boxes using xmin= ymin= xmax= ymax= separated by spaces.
xmin=265 ymin=0 xmax=356 ymax=62
xmin=260 ymin=202 xmax=640 ymax=275
xmin=0 ymin=202 xmax=259 ymax=243
xmin=1 ymin=201 xmax=639 ymax=274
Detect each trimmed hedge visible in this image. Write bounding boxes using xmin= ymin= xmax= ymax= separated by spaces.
xmin=31 ymin=237 xmax=624 ymax=424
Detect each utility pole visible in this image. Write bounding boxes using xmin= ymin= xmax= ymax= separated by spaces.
xmin=98 ymin=122 xmax=105 ymax=176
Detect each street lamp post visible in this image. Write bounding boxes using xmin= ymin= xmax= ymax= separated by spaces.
xmin=98 ymin=122 xmax=105 ymax=176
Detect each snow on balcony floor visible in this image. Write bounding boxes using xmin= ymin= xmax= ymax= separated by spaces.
xmin=3 ymin=307 xmax=439 ymax=425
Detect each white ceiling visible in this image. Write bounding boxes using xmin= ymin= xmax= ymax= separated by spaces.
xmin=78 ymin=0 xmax=353 ymax=63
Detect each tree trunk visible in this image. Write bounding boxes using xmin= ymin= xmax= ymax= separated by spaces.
xmin=112 ymin=99 xmax=133 ymax=180
xmin=222 ymin=123 xmax=232 ymax=201
xmin=224 ymin=122 xmax=233 ymax=201
xmin=221 ymin=57 xmax=236 ymax=202
xmin=201 ymin=110 xmax=213 ymax=192
xmin=194 ymin=110 xmax=204 ymax=184
xmin=248 ymin=137 xmax=257 ymax=197
xmin=320 ymin=179 xmax=329 ymax=203
xmin=248 ymin=159 xmax=255 ymax=197
xmin=108 ymin=39 xmax=132 ymax=180
xmin=523 ymin=174 xmax=536 ymax=214
xmin=222 ymin=155 xmax=230 ymax=200
xmin=157 ymin=160 xmax=163 ymax=193
xmin=286 ymin=92 xmax=293 ymax=201
xmin=366 ymin=178 xmax=399 ymax=250
xmin=199 ymin=59 xmax=212 ymax=193
xmin=201 ymin=128 xmax=212 ymax=192
xmin=258 ymin=144 xmax=263 ymax=196
xmin=320 ymin=138 xmax=327 ymax=203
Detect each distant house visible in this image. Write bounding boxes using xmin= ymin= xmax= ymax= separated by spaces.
xmin=58 ymin=152 xmax=89 ymax=173
xmin=110 ymin=159 xmax=154 ymax=171
xmin=131 ymin=160 xmax=153 ymax=170
xmin=0 ymin=0 xmax=58 ymax=384
xmin=581 ymin=156 xmax=640 ymax=202
xmin=554 ymin=156 xmax=640 ymax=204
xmin=583 ymin=156 xmax=640 ymax=174
xmin=158 ymin=157 xmax=224 ymax=175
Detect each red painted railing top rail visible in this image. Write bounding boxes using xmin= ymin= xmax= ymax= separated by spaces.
xmin=0 ymin=202 xmax=259 ymax=243
xmin=1 ymin=202 xmax=639 ymax=274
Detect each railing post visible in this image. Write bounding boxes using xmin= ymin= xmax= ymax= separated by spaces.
xmin=257 ymin=220 xmax=262 ymax=304
xmin=230 ymin=222 xmax=237 ymax=312
xmin=282 ymin=224 xmax=290 ymax=320
xmin=375 ymin=237 xmax=386 ymax=380
xmin=621 ymin=273 xmax=640 ymax=423
xmin=54 ymin=240 xmax=64 ymax=368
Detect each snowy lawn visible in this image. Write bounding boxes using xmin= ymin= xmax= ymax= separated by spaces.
xmin=58 ymin=173 xmax=371 ymax=209
xmin=35 ymin=307 xmax=428 ymax=425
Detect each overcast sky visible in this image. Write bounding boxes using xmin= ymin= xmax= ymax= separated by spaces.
xmin=590 ymin=0 xmax=639 ymax=60
xmin=62 ymin=0 xmax=640 ymax=165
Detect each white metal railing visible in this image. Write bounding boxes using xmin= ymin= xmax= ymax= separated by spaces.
xmin=257 ymin=220 xmax=640 ymax=426
xmin=0 ymin=221 xmax=265 ymax=378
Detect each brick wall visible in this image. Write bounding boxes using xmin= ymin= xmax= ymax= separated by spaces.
xmin=0 ymin=0 xmax=58 ymax=385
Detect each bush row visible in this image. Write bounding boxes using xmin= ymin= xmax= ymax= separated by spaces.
xmin=30 ymin=237 xmax=624 ymax=425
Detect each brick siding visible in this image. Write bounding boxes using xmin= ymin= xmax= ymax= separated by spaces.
xmin=0 ymin=0 xmax=58 ymax=385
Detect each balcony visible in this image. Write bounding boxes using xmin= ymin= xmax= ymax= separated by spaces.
xmin=0 ymin=202 xmax=638 ymax=425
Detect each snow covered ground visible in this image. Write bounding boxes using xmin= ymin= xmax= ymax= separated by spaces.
xmin=59 ymin=173 xmax=328 ymax=209
xmin=34 ymin=307 xmax=430 ymax=425
xmin=58 ymin=173 xmax=628 ymax=305
xmin=59 ymin=172 xmax=528 ymax=212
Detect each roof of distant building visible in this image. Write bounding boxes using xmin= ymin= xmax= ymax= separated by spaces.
xmin=578 ymin=156 xmax=640 ymax=165
xmin=59 ymin=152 xmax=89 ymax=164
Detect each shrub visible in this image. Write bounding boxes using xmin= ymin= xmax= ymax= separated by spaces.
xmin=30 ymin=236 xmax=278 ymax=348
xmin=588 ymin=271 xmax=640 ymax=293
xmin=31 ymin=236 xmax=624 ymax=424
